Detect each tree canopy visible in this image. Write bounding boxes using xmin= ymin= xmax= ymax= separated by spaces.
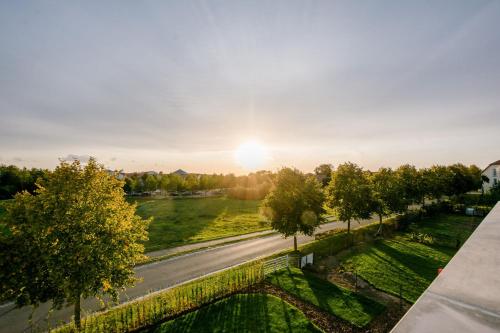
xmin=263 ymin=167 xmax=325 ymax=251
xmin=369 ymin=167 xmax=405 ymax=233
xmin=326 ymin=162 xmax=372 ymax=234
xmin=0 ymin=159 xmax=150 ymax=328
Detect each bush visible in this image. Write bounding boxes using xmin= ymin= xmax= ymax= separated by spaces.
xmin=301 ymin=218 xmax=397 ymax=260
xmin=394 ymin=211 xmax=420 ymax=231
xmin=408 ymin=232 xmax=434 ymax=245
xmin=53 ymin=261 xmax=265 ymax=333
xmin=422 ymin=201 xmax=454 ymax=217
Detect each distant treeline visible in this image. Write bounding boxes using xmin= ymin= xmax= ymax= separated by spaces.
xmin=0 ymin=162 xmax=489 ymax=202
xmin=124 ymin=170 xmax=274 ymax=200
xmin=0 ymin=165 xmax=47 ymax=200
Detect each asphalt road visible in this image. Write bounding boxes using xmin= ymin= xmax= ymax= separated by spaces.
xmin=0 ymin=217 xmax=377 ymax=333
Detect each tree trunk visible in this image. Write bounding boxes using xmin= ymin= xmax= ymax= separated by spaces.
xmin=347 ymin=219 xmax=352 ymax=246
xmin=74 ymin=294 xmax=81 ymax=329
xmin=293 ymin=234 xmax=297 ymax=252
xmin=376 ymin=213 xmax=383 ymax=236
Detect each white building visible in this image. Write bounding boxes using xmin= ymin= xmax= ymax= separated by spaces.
xmin=482 ymin=160 xmax=500 ymax=192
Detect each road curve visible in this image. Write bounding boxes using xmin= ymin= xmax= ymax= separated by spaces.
xmin=0 ymin=218 xmax=377 ymax=333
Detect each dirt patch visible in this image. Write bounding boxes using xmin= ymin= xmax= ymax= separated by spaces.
xmin=326 ymin=266 xmax=412 ymax=332
xmin=249 ymin=280 xmax=410 ymax=332
xmin=248 ymin=283 xmax=354 ymax=333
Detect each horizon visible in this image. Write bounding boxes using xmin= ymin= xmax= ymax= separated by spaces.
xmin=2 ymin=1 xmax=500 ymax=174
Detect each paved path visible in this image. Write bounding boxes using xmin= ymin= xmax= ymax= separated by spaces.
xmin=0 ymin=218 xmax=377 ymax=333
xmin=147 ymin=229 xmax=277 ymax=258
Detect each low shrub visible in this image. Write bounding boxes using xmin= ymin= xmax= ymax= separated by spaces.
xmin=54 ymin=261 xmax=265 ymax=333
xmin=408 ymin=232 xmax=434 ymax=245
xmin=394 ymin=211 xmax=420 ymax=231
xmin=422 ymin=201 xmax=454 ymax=217
xmin=301 ymin=218 xmax=397 ymax=260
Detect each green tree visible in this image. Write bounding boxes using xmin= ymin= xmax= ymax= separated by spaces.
xmin=424 ymin=165 xmax=451 ymax=201
xmin=395 ymin=164 xmax=421 ymax=210
xmin=314 ymin=164 xmax=334 ymax=187
xmin=326 ymin=162 xmax=372 ymax=234
xmin=0 ymin=159 xmax=150 ymax=328
xmin=468 ymin=164 xmax=483 ymax=192
xmin=167 ymin=173 xmax=185 ymax=192
xmin=447 ymin=163 xmax=477 ymax=196
xmin=145 ymin=174 xmax=158 ymax=192
xmin=263 ymin=167 xmax=325 ymax=251
xmin=184 ymin=174 xmax=199 ymax=192
xmin=369 ymin=167 xmax=405 ymax=235
xmin=159 ymin=175 xmax=170 ymax=194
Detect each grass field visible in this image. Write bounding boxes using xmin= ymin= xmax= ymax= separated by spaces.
xmin=339 ymin=214 xmax=482 ymax=302
xmin=267 ymin=267 xmax=384 ymax=327
xmin=148 ymin=293 xmax=321 ymax=333
xmin=407 ymin=214 xmax=481 ymax=247
xmin=130 ymin=197 xmax=268 ymax=252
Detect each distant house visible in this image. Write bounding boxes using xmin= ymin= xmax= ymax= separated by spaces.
xmin=482 ymin=160 xmax=500 ymax=192
xmin=106 ymin=169 xmax=126 ymax=180
xmin=172 ymin=169 xmax=188 ymax=177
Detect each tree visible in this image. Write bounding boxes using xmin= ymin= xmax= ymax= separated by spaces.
xmin=326 ymin=162 xmax=372 ymax=234
xmin=424 ymin=165 xmax=452 ymax=201
xmin=262 ymin=167 xmax=325 ymax=251
xmin=468 ymin=164 xmax=483 ymax=192
xmin=395 ymin=164 xmax=421 ymax=210
xmin=167 ymin=173 xmax=185 ymax=192
xmin=144 ymin=174 xmax=158 ymax=192
xmin=0 ymin=159 xmax=150 ymax=328
xmin=447 ymin=163 xmax=478 ymax=196
xmin=314 ymin=164 xmax=334 ymax=187
xmin=369 ymin=167 xmax=405 ymax=235
xmin=159 ymin=175 xmax=170 ymax=195
xmin=184 ymin=174 xmax=199 ymax=192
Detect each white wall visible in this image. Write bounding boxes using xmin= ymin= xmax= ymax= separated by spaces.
xmin=482 ymin=164 xmax=499 ymax=192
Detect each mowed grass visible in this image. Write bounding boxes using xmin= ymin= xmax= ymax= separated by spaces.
xmin=339 ymin=214 xmax=482 ymax=302
xmin=148 ymin=293 xmax=321 ymax=333
xmin=267 ymin=268 xmax=384 ymax=328
xmin=130 ymin=197 xmax=268 ymax=252
xmin=407 ymin=214 xmax=482 ymax=247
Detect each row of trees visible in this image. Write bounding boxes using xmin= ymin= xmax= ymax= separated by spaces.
xmin=123 ymin=170 xmax=274 ymax=195
xmin=264 ymin=162 xmax=483 ymax=250
xmin=0 ymin=165 xmax=47 ymax=199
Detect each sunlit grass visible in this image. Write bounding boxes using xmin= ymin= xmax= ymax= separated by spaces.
xmin=149 ymin=293 xmax=321 ymax=333
xmin=130 ymin=196 xmax=268 ymax=252
xmin=339 ymin=214 xmax=482 ymax=302
xmin=267 ymin=267 xmax=384 ymax=327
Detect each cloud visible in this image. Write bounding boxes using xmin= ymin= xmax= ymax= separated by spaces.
xmin=61 ymin=154 xmax=91 ymax=163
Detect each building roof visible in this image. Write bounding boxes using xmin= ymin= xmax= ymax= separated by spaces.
xmin=172 ymin=169 xmax=188 ymax=176
xmin=483 ymin=160 xmax=500 ymax=173
xmin=391 ymin=202 xmax=500 ymax=333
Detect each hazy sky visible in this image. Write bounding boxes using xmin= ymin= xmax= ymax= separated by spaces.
xmin=1 ymin=1 xmax=500 ymax=174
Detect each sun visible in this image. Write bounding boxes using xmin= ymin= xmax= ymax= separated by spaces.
xmin=234 ymin=140 xmax=270 ymax=170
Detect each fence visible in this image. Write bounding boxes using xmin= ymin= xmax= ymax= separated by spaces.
xmin=262 ymin=254 xmax=297 ymax=275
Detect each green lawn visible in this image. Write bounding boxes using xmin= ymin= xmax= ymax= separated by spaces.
xmin=266 ymin=268 xmax=384 ymax=328
xmin=407 ymin=214 xmax=481 ymax=247
xmin=130 ymin=197 xmax=268 ymax=252
xmin=339 ymin=214 xmax=482 ymax=302
xmin=148 ymin=293 xmax=321 ymax=333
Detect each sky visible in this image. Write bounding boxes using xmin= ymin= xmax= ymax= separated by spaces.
xmin=1 ymin=0 xmax=500 ymax=174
